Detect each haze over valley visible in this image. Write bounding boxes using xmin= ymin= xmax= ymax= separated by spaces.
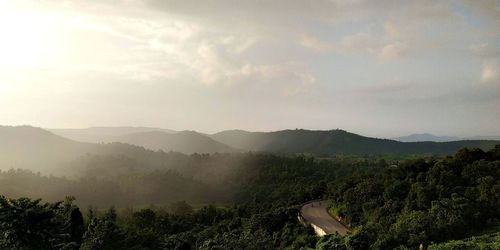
xmin=0 ymin=0 xmax=499 ymax=249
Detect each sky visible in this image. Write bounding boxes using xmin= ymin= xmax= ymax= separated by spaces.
xmin=0 ymin=0 xmax=499 ymax=137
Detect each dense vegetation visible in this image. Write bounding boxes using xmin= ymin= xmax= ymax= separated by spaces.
xmin=428 ymin=231 xmax=500 ymax=250
xmin=211 ymin=129 xmax=499 ymax=155
xmin=327 ymin=146 xmax=500 ymax=249
xmin=0 ymin=153 xmax=378 ymax=208
xmin=0 ymin=143 xmax=499 ymax=249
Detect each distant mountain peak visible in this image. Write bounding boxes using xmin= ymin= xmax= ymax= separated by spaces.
xmin=394 ymin=133 xmax=460 ymax=142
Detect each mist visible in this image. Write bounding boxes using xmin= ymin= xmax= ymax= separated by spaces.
xmin=1 ymin=1 xmax=499 ymax=137
xmin=0 ymin=1 xmax=499 ymax=249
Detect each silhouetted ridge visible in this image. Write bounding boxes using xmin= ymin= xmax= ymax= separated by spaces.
xmin=115 ymin=130 xmax=233 ymax=154
xmin=211 ymin=129 xmax=499 ymax=155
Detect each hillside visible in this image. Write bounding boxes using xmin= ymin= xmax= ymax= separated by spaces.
xmin=115 ymin=131 xmax=234 ymax=154
xmin=0 ymin=126 xmax=89 ymax=172
xmin=2 ymin=141 xmax=498 ymax=249
xmin=394 ymin=133 xmax=460 ymax=142
xmin=50 ymin=127 xmax=233 ymax=154
xmin=2 ymin=126 xmax=499 ymax=175
xmin=395 ymin=133 xmax=500 ymax=142
xmin=0 ymin=126 xmax=191 ymax=175
xmin=211 ymin=129 xmax=500 ymax=155
xmin=49 ymin=126 xmax=176 ymax=143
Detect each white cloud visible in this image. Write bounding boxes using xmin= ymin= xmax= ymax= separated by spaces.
xmin=481 ymin=61 xmax=499 ymax=84
xmin=2 ymin=0 xmax=500 ymax=135
xmin=301 ymin=31 xmax=410 ymax=62
xmin=221 ymin=35 xmax=258 ymax=54
xmin=470 ymin=42 xmax=500 ymax=59
xmin=300 ymin=34 xmax=335 ymax=52
xmin=380 ymin=42 xmax=409 ymax=61
xmin=384 ymin=22 xmax=400 ymax=39
xmin=300 ymin=32 xmax=381 ymax=54
xmin=238 ymin=63 xmax=316 ymax=96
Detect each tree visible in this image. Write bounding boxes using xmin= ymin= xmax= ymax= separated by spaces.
xmin=169 ymin=201 xmax=194 ymax=216
xmin=316 ymin=234 xmax=347 ymax=250
xmin=0 ymin=196 xmax=82 ymax=250
xmin=80 ymin=208 xmax=126 ymax=250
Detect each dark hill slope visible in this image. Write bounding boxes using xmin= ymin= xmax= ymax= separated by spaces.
xmin=49 ymin=126 xmax=176 ymax=143
xmin=211 ymin=129 xmax=499 ymax=155
xmin=115 ymin=131 xmax=234 ymax=154
xmin=0 ymin=126 xmax=189 ymax=174
xmin=394 ymin=133 xmax=460 ymax=142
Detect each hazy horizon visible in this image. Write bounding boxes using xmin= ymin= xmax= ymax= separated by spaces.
xmin=1 ymin=0 xmax=499 ymax=138
xmin=0 ymin=2 xmax=499 ymax=248
xmin=46 ymin=125 xmax=500 ymax=138
xmin=1 ymin=124 xmax=499 ymax=140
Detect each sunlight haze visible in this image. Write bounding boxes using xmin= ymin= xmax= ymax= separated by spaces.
xmin=1 ymin=0 xmax=499 ymax=137
xmin=1 ymin=2 xmax=500 ymax=249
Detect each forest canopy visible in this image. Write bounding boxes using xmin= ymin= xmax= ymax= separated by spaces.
xmin=0 ymin=145 xmax=498 ymax=249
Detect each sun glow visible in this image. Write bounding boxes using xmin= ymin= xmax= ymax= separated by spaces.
xmin=0 ymin=2 xmax=63 ymax=68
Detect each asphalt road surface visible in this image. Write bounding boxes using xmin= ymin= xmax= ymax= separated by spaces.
xmin=300 ymin=200 xmax=350 ymax=236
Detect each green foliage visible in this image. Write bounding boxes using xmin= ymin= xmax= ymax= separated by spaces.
xmin=0 ymin=196 xmax=83 ymax=250
xmin=80 ymin=208 xmax=127 ymax=250
xmin=0 ymin=145 xmax=498 ymax=249
xmin=169 ymin=201 xmax=194 ymax=216
xmin=329 ymin=146 xmax=500 ymax=249
xmin=212 ymin=129 xmax=499 ymax=156
xmin=316 ymin=234 xmax=346 ymax=250
xmin=428 ymin=231 xmax=500 ymax=250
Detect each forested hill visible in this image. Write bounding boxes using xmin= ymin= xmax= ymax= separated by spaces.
xmin=49 ymin=126 xmax=177 ymax=143
xmin=211 ymin=129 xmax=499 ymax=155
xmin=50 ymin=127 xmax=234 ymax=154
xmin=0 ymin=141 xmax=498 ymax=249
xmin=2 ymin=126 xmax=499 ymax=173
xmin=394 ymin=133 xmax=460 ymax=142
xmin=0 ymin=126 xmax=191 ymax=175
xmin=0 ymin=125 xmax=87 ymax=171
xmin=115 ymin=130 xmax=234 ymax=154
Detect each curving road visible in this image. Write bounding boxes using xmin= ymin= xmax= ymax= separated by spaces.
xmin=300 ymin=200 xmax=350 ymax=236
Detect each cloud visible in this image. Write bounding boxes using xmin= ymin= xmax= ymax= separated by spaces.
xmin=470 ymin=42 xmax=500 ymax=59
xmin=384 ymin=22 xmax=400 ymax=38
xmin=380 ymin=42 xmax=409 ymax=61
xmin=356 ymin=81 xmax=415 ymax=94
xmin=300 ymin=32 xmax=381 ymax=54
xmin=300 ymin=34 xmax=335 ymax=52
xmin=3 ymin=0 xmax=500 ymax=135
xmin=239 ymin=63 xmax=316 ymax=96
xmin=339 ymin=32 xmax=380 ymax=54
xmin=463 ymin=0 xmax=500 ymax=30
xmin=470 ymin=43 xmax=500 ymax=85
xmin=481 ymin=61 xmax=500 ymax=84
xmin=301 ymin=31 xmax=409 ymax=62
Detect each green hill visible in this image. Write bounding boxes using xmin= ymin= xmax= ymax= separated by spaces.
xmin=0 ymin=126 xmax=189 ymax=175
xmin=211 ymin=129 xmax=499 ymax=155
xmin=115 ymin=130 xmax=234 ymax=154
xmin=49 ymin=126 xmax=177 ymax=143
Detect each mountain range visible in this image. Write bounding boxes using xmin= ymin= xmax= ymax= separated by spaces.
xmin=49 ymin=127 xmax=232 ymax=155
xmin=394 ymin=133 xmax=460 ymax=142
xmin=42 ymin=127 xmax=500 ymax=156
xmin=211 ymin=129 xmax=499 ymax=155
xmin=394 ymin=133 xmax=500 ymax=142
xmin=0 ymin=126 xmax=190 ymax=175
xmin=1 ymin=125 xmax=499 ymax=175
xmin=49 ymin=126 xmax=177 ymax=143
xmin=113 ymin=130 xmax=233 ymax=154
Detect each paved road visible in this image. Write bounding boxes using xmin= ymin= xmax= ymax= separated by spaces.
xmin=300 ymin=200 xmax=350 ymax=236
